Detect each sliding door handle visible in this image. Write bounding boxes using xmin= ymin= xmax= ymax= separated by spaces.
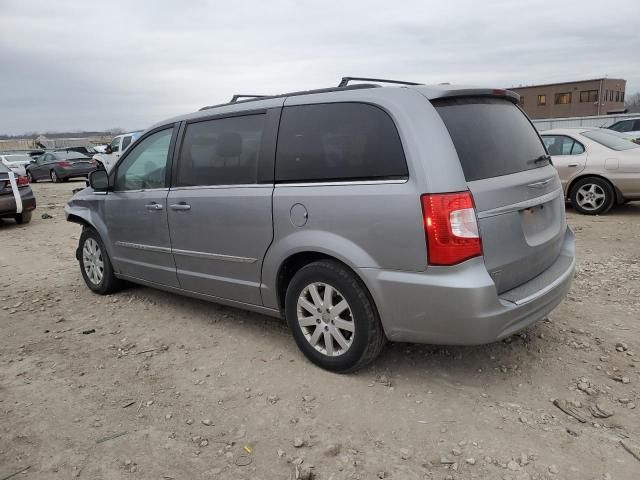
xmin=145 ymin=202 xmax=163 ymax=211
xmin=170 ymin=203 xmax=191 ymax=211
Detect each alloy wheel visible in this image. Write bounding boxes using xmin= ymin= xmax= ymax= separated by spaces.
xmin=576 ymin=183 xmax=606 ymax=212
xmin=83 ymin=238 xmax=104 ymax=286
xmin=296 ymin=282 xmax=354 ymax=357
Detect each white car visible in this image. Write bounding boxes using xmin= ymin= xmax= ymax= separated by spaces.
xmin=92 ymin=131 xmax=142 ymax=172
xmin=607 ymin=117 xmax=640 ymax=140
xmin=541 ymin=128 xmax=640 ymax=214
xmin=0 ymin=154 xmax=32 ymax=177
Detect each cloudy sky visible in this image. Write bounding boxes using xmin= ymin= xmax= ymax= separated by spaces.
xmin=1 ymin=0 xmax=639 ymax=135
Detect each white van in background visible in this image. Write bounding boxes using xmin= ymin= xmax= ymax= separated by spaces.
xmin=93 ymin=131 xmax=143 ymax=172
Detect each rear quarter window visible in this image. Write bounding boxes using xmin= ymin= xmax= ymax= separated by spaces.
xmin=275 ymin=102 xmax=408 ymax=182
xmin=433 ymin=97 xmax=548 ymax=181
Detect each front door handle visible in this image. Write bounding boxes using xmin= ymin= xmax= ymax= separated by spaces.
xmin=145 ymin=202 xmax=163 ymax=211
xmin=170 ymin=202 xmax=191 ymax=211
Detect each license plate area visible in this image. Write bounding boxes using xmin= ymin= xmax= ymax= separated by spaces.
xmin=520 ymin=199 xmax=561 ymax=247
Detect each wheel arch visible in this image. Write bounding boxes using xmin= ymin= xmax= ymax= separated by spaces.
xmin=566 ymin=174 xmax=624 ymax=204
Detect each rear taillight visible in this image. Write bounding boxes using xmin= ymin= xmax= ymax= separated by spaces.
xmin=421 ymin=191 xmax=482 ymax=266
xmin=57 ymin=160 xmax=72 ymax=167
xmin=16 ymin=175 xmax=30 ymax=186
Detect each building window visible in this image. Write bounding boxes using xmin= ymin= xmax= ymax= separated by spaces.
xmin=537 ymin=94 xmax=546 ymax=106
xmin=621 ymin=92 xmax=625 ymax=102
xmin=580 ymin=90 xmax=599 ymax=102
xmin=616 ymin=91 xmax=620 ymax=102
xmin=604 ymin=90 xmax=608 ymax=103
xmin=610 ymin=91 xmax=614 ymax=101
xmin=554 ymin=92 xmax=572 ymax=105
xmin=519 ymin=96 xmax=525 ymax=106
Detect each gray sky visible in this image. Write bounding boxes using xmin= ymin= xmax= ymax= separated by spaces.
xmin=2 ymin=0 xmax=639 ymax=135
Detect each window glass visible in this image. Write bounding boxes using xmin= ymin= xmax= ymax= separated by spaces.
xmin=115 ymin=128 xmax=173 ymax=190
xmin=122 ymin=136 xmax=133 ymax=150
xmin=537 ymin=94 xmax=546 ymax=106
xmin=275 ymin=103 xmax=407 ymax=182
xmin=582 ymin=130 xmax=639 ymax=151
xmin=434 ymin=97 xmax=547 ymax=181
xmin=610 ymin=121 xmax=633 ymax=133
xmin=580 ymin=90 xmax=598 ymax=102
xmin=110 ymin=137 xmax=120 ymax=152
xmin=633 ymin=120 xmax=640 ymax=131
xmin=542 ymin=135 xmax=582 ymax=155
xmin=176 ymin=114 xmax=265 ymax=187
xmin=554 ymin=93 xmax=571 ymax=105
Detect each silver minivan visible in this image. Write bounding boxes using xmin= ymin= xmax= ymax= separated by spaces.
xmin=65 ymin=77 xmax=575 ymax=372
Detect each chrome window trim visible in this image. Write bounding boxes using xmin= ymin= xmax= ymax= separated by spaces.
xmin=477 ymin=188 xmax=562 ymax=219
xmin=170 ymin=183 xmax=273 ymax=191
xmin=111 ymin=187 xmax=170 ymax=194
xmin=275 ymin=178 xmax=409 ymax=188
xmin=115 ymin=242 xmax=257 ymax=264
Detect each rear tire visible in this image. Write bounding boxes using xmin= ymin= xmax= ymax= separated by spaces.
xmin=570 ymin=177 xmax=614 ymax=215
xmin=285 ymin=260 xmax=386 ymax=373
xmin=78 ymin=228 xmax=123 ymax=294
xmin=15 ymin=211 xmax=32 ymax=224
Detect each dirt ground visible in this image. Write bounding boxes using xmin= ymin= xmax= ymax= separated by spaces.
xmin=1 ymin=181 xmax=639 ymax=480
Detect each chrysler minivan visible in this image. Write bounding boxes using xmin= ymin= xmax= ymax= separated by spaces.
xmin=65 ymin=77 xmax=576 ymax=372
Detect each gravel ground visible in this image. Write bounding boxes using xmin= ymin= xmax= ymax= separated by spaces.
xmin=1 ymin=181 xmax=639 ymax=480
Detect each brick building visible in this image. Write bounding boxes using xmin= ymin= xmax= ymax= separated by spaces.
xmin=510 ymin=78 xmax=626 ymax=119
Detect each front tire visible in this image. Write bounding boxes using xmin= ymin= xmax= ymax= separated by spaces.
xmin=570 ymin=177 xmax=615 ymax=215
xmin=50 ymin=170 xmax=60 ymax=183
xmin=285 ymin=260 xmax=386 ymax=373
xmin=27 ymin=171 xmax=36 ymax=183
xmin=15 ymin=211 xmax=32 ymax=224
xmin=78 ymin=228 xmax=123 ymax=294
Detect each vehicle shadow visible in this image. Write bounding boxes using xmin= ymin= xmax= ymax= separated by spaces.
xmin=120 ymin=282 xmax=553 ymax=385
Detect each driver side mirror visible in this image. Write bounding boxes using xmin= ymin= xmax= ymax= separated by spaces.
xmin=106 ymin=145 xmax=113 ymax=154
xmin=89 ymin=169 xmax=110 ymax=192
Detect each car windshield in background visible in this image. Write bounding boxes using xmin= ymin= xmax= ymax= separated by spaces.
xmin=433 ymin=97 xmax=548 ymax=182
xmin=0 ymin=163 xmax=10 ymax=173
xmin=582 ymin=130 xmax=639 ymax=151
xmin=54 ymin=152 xmax=89 ymax=160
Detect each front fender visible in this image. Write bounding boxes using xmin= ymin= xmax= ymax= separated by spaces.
xmin=65 ymin=192 xmax=116 ymax=268
xmin=260 ymin=229 xmax=380 ymax=310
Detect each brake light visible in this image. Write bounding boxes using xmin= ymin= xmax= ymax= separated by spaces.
xmin=421 ymin=191 xmax=482 ymax=266
xmin=57 ymin=160 xmax=72 ymax=167
xmin=16 ymin=175 xmax=29 ymax=186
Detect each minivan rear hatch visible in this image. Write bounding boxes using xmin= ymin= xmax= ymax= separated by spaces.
xmin=432 ymin=96 xmax=565 ymax=293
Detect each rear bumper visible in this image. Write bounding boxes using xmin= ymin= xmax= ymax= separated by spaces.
xmin=360 ymin=226 xmax=575 ymax=345
xmin=0 ymin=187 xmax=36 ymax=216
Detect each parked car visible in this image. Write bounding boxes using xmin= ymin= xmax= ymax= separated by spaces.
xmin=1 ymin=153 xmax=32 ymax=176
xmin=541 ymin=127 xmax=640 ymax=215
xmin=0 ymin=162 xmax=36 ymax=224
xmin=26 ymin=151 xmax=97 ymax=183
xmin=607 ymin=117 xmax=640 ymax=141
xmin=93 ymin=131 xmax=143 ymax=172
xmin=65 ymin=78 xmax=575 ymax=372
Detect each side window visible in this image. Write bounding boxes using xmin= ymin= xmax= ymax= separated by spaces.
xmin=633 ymin=120 xmax=640 ymax=131
xmin=543 ymin=135 xmax=583 ymax=155
xmin=110 ymin=137 xmax=121 ymax=153
xmin=121 ymin=136 xmax=133 ymax=151
xmin=114 ymin=128 xmax=173 ymax=191
xmin=176 ymin=114 xmax=265 ymax=187
xmin=275 ymin=103 xmax=408 ymax=182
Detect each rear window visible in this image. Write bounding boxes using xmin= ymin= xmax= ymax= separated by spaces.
xmin=275 ymin=102 xmax=408 ymax=183
xmin=433 ymin=97 xmax=547 ymax=181
xmin=581 ymin=130 xmax=639 ymax=151
xmin=54 ymin=151 xmax=89 ymax=160
xmin=0 ymin=163 xmax=10 ymax=173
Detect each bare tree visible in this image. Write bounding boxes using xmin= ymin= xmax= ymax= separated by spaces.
xmin=625 ymin=92 xmax=640 ymax=113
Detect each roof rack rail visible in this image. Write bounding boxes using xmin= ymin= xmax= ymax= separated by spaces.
xmin=230 ymin=94 xmax=268 ymax=103
xmin=339 ymin=76 xmax=422 ymax=87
